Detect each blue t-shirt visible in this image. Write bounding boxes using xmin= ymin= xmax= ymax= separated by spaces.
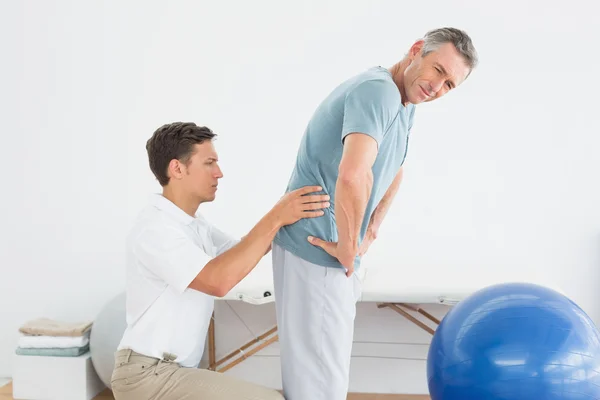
xmin=273 ymin=66 xmax=416 ymax=270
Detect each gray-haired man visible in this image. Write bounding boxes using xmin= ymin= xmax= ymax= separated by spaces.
xmin=272 ymin=27 xmax=479 ymax=400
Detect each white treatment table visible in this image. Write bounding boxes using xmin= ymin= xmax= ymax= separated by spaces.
xmin=207 ymin=259 xmax=563 ymax=372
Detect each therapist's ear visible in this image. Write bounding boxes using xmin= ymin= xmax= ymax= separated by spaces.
xmin=168 ymin=159 xmax=185 ymax=181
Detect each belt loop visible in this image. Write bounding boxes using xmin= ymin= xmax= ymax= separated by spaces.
xmin=118 ymin=348 xmax=132 ymax=367
xmin=155 ymin=352 xmax=177 ymax=374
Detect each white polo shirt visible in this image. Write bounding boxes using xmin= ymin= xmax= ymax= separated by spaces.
xmin=117 ymin=194 xmax=239 ymax=368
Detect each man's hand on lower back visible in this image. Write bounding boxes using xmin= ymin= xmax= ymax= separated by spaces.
xmin=307 ymin=236 xmax=356 ymax=277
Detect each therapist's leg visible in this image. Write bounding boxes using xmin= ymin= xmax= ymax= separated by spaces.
xmin=272 ymin=243 xmax=362 ymax=400
xmin=111 ymin=349 xmax=284 ymax=400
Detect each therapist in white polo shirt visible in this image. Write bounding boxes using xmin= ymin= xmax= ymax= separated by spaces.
xmin=110 ymin=122 xmax=330 ymax=400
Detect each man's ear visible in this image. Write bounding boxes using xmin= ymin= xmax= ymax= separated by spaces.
xmin=409 ymin=39 xmax=424 ymax=60
xmin=168 ymin=159 xmax=184 ymax=181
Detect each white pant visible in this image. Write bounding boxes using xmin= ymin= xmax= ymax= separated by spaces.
xmin=272 ymin=243 xmax=362 ymax=400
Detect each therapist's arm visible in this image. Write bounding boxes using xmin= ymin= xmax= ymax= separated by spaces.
xmin=189 ymin=186 xmax=329 ymax=297
xmin=190 ymin=213 xmax=280 ymax=297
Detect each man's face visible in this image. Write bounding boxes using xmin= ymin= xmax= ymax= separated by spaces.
xmin=174 ymin=141 xmax=223 ymax=202
xmin=403 ymin=41 xmax=471 ymax=104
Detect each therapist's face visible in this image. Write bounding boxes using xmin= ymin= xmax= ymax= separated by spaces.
xmin=179 ymin=141 xmax=223 ymax=202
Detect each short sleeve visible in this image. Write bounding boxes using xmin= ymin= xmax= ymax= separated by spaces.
xmin=133 ymin=226 xmax=210 ymax=294
xmin=341 ymin=79 xmax=401 ymax=147
xmin=195 ymin=215 xmax=240 ymax=257
xmin=208 ymin=224 xmax=240 ymax=256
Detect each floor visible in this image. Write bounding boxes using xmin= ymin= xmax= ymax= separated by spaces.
xmin=0 ymin=381 xmax=430 ymax=399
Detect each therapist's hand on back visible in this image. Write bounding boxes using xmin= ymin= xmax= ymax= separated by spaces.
xmin=271 ymin=186 xmax=330 ymax=227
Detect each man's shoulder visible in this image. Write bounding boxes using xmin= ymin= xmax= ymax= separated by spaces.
xmin=349 ymin=66 xmax=397 ymax=90
xmin=127 ymin=205 xmax=184 ymax=247
xmin=343 ymin=67 xmax=401 ymax=108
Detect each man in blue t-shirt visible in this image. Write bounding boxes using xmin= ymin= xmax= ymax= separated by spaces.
xmin=272 ymin=28 xmax=478 ymax=400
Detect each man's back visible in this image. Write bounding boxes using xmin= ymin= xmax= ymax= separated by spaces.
xmin=274 ymin=66 xmax=416 ymax=270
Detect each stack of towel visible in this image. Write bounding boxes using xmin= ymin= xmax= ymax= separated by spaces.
xmin=16 ymin=318 xmax=93 ymax=357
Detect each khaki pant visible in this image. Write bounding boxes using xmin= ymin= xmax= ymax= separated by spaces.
xmin=111 ymin=349 xmax=284 ymax=400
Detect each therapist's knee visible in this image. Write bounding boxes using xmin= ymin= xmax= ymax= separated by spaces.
xmin=266 ymin=389 xmax=285 ymax=400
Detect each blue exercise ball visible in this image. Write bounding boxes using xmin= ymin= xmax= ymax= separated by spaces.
xmin=427 ymin=282 xmax=600 ymax=400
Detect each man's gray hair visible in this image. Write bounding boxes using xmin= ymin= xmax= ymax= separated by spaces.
xmin=422 ymin=27 xmax=478 ymax=71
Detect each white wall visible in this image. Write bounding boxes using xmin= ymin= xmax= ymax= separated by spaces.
xmin=2 ymin=0 xmax=599 ymax=393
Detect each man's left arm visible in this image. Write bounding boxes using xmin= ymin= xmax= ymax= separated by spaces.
xmin=360 ymin=166 xmax=404 ymax=255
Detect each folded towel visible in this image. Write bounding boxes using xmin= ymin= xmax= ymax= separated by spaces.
xmin=18 ymin=334 xmax=89 ymax=349
xmin=15 ymin=344 xmax=90 ymax=357
xmin=19 ymin=318 xmax=92 ymax=337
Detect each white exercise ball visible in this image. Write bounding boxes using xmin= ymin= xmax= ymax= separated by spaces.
xmin=89 ymin=292 xmax=127 ymax=388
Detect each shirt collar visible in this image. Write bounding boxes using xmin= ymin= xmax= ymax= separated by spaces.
xmin=149 ymin=193 xmax=197 ymax=226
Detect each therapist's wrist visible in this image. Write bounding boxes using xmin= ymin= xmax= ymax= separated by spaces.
xmin=264 ymin=209 xmax=285 ymax=230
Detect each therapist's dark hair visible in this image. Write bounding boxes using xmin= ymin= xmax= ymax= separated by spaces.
xmin=146 ymin=122 xmax=217 ymax=186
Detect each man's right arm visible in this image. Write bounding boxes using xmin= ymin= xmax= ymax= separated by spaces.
xmin=335 ymin=133 xmax=378 ymax=268
xmin=334 ymin=78 xmax=398 ymax=269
